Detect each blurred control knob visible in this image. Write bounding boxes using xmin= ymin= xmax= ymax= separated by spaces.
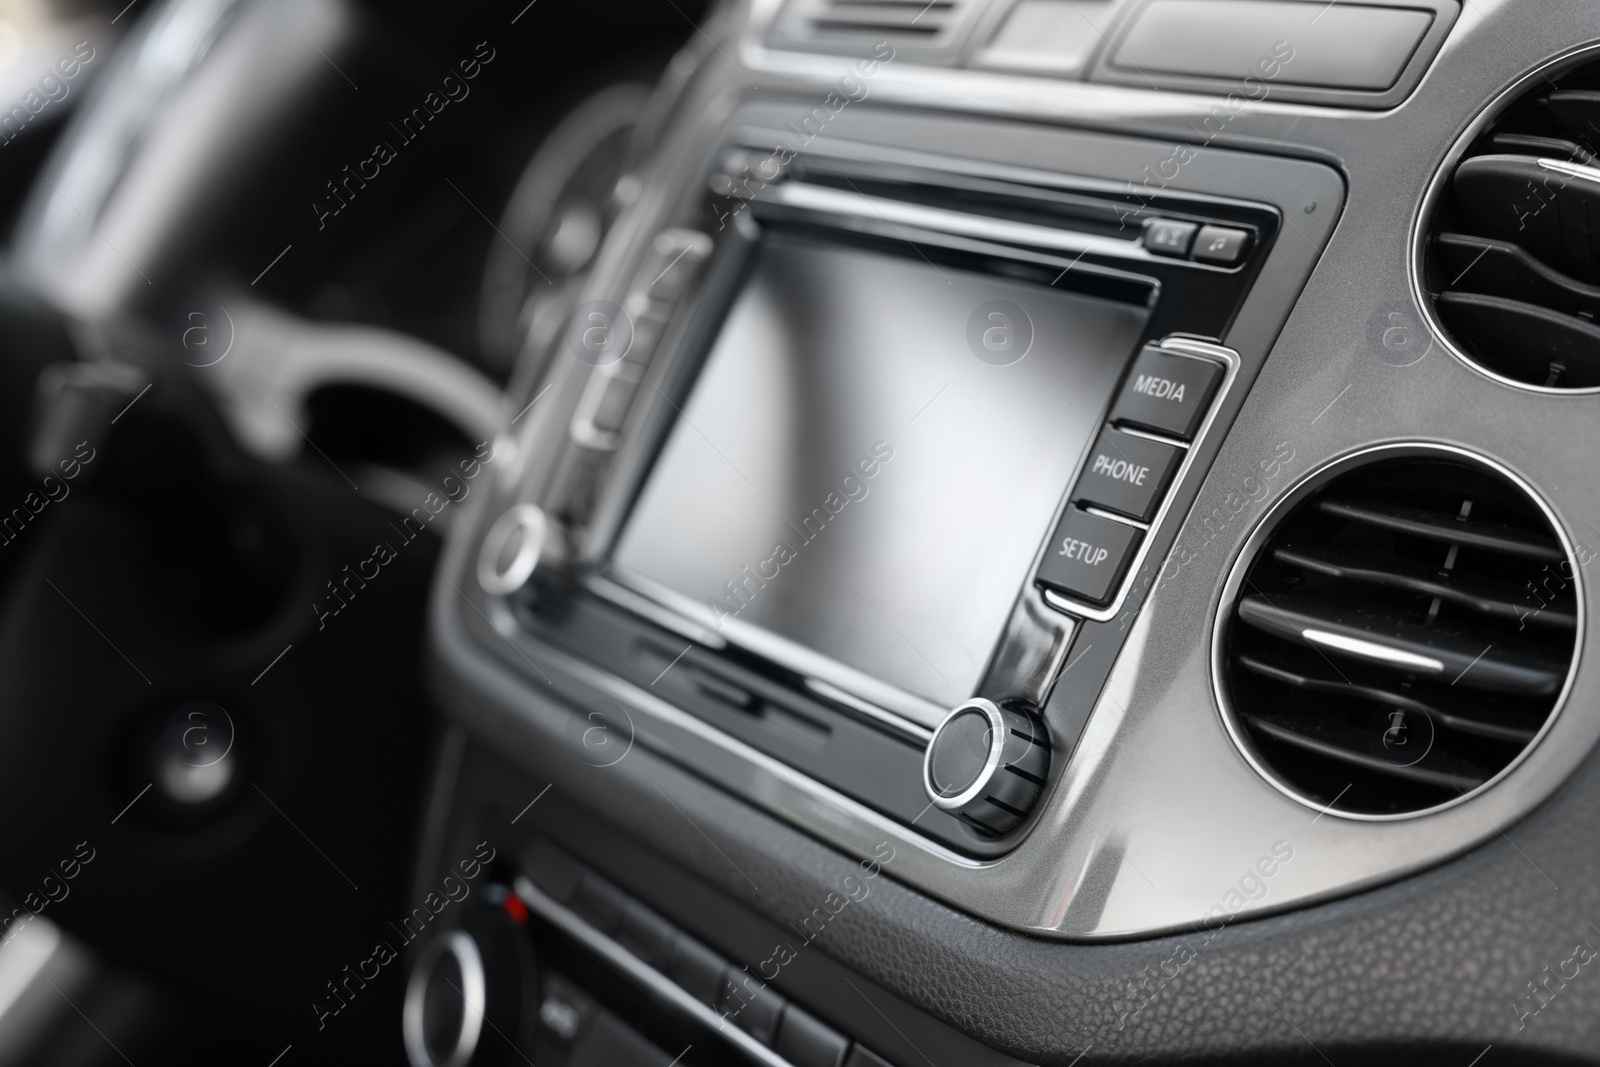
xmin=153 ymin=700 xmax=237 ymax=807
xmin=403 ymin=902 xmax=536 ymax=1067
xmin=477 ymin=504 xmax=564 ymax=597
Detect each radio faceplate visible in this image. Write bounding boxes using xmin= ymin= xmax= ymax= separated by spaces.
xmin=476 ymin=120 xmax=1280 ymax=857
xmin=433 ymin=98 xmax=1346 ymax=935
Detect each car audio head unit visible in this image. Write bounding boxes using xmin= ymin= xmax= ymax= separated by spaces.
xmin=477 ymin=126 xmax=1280 ymax=856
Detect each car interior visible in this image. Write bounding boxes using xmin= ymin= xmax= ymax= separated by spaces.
xmin=0 ymin=0 xmax=1598 ymax=1063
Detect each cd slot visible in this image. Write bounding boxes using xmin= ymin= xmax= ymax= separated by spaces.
xmin=761 ymin=179 xmax=1152 ymax=265
xmin=788 ymin=159 xmax=1143 ymax=239
xmin=750 ymin=190 xmax=1158 ymax=312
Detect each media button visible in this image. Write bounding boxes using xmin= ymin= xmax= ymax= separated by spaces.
xmin=1036 ymin=509 xmax=1142 ymax=606
xmin=1073 ymin=429 xmax=1181 ymax=522
xmin=1109 ymin=345 xmax=1223 ymax=441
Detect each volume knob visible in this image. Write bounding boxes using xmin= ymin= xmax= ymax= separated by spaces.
xmin=922 ymin=699 xmax=1049 ymax=835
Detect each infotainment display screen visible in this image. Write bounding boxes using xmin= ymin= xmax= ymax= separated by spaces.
xmin=611 ymin=231 xmax=1150 ymax=712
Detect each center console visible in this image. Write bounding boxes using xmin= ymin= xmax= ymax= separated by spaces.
xmin=410 ymin=0 xmax=1600 ymax=1063
xmin=415 ymin=89 xmax=1344 ymax=1059
xmin=472 ymin=115 xmax=1290 ymax=855
xmin=412 ymin=1 xmax=1361 ymax=1059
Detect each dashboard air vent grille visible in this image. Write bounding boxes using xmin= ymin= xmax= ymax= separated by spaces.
xmin=1219 ymin=454 xmax=1576 ymax=816
xmin=811 ymin=0 xmax=956 ymax=37
xmin=1421 ymin=60 xmax=1600 ymax=388
xmin=772 ymin=0 xmax=980 ymax=56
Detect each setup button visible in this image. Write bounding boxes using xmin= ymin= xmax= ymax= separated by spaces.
xmin=1036 ymin=509 xmax=1142 ymax=607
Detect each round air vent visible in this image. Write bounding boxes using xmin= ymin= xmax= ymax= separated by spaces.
xmin=1418 ymin=55 xmax=1600 ymax=389
xmin=1216 ymin=447 xmax=1579 ymax=817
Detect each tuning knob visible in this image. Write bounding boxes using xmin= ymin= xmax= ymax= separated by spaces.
xmin=403 ymin=897 xmax=536 ymax=1067
xmin=922 ymin=699 xmax=1049 ymax=835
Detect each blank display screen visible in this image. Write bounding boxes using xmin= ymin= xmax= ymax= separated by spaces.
xmin=612 ymin=232 xmax=1149 ymax=710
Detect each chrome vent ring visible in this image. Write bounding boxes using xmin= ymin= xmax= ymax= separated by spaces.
xmin=1215 ymin=445 xmax=1580 ymax=819
xmin=1417 ymin=50 xmax=1600 ymax=391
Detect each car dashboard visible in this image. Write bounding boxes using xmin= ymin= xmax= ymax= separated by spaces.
xmin=1 ymin=0 xmax=1599 ymax=1065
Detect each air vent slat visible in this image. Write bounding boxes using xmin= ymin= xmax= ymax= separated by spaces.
xmin=1272 ymin=544 xmax=1575 ymax=631
xmin=811 ymin=5 xmax=947 ymax=31
xmin=1424 ymin=65 xmax=1600 ymax=388
xmin=1238 ymin=655 xmax=1540 ymax=744
xmin=1317 ymin=499 xmax=1564 ymax=563
xmin=812 ymin=18 xmax=942 ymax=35
xmin=1452 ymin=155 xmax=1600 ymax=283
xmin=786 ymin=0 xmax=966 ymax=44
xmin=1435 ymin=291 xmax=1600 ymax=389
xmin=1488 ymin=132 xmax=1595 ymax=164
xmin=1544 ymin=90 xmax=1600 ymax=148
xmin=1244 ymin=716 xmax=1485 ymax=793
xmin=1236 ymin=594 xmax=1565 ymax=696
xmin=1221 ymin=455 xmax=1576 ymax=816
xmin=1435 ymin=232 xmax=1600 ymax=320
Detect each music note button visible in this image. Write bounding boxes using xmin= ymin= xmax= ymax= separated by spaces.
xmin=1191 ymin=224 xmax=1252 ymax=266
